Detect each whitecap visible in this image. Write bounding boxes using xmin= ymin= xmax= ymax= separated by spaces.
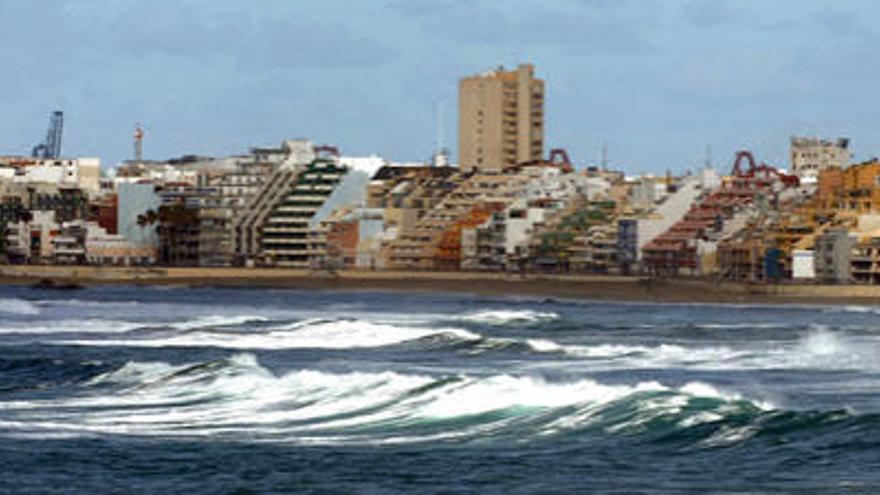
xmin=0 ymin=319 xmax=141 ymax=335
xmin=0 ymin=298 xmax=40 ymax=316
xmin=0 ymin=358 xmax=778 ymax=445
xmin=61 ymin=318 xmax=481 ymax=350
xmin=170 ymin=315 xmax=269 ymax=330
xmin=458 ymin=309 xmax=559 ymax=325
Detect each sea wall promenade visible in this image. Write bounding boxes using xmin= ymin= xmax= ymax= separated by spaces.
xmin=4 ymin=265 xmax=880 ymax=305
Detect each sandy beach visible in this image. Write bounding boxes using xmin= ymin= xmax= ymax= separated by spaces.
xmin=2 ymin=265 xmax=879 ymax=305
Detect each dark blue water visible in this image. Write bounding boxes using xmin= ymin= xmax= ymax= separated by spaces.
xmin=1 ymin=285 xmax=879 ymax=493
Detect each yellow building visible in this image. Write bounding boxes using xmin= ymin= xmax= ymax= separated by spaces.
xmin=458 ymin=64 xmax=544 ymax=173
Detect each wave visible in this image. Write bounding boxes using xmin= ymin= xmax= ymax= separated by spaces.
xmin=2 ymin=353 xmax=796 ymax=445
xmin=0 ymin=319 xmax=142 ymax=335
xmin=0 ymin=356 xmax=110 ymax=393
xmin=0 ymin=298 xmax=40 ymax=316
xmin=60 ymin=317 xmax=481 ymax=350
xmin=825 ymin=305 xmax=880 ymax=315
xmin=504 ymin=327 xmax=874 ymax=372
xmin=33 ymin=299 xmax=144 ymax=308
xmin=169 ymin=315 xmax=269 ymax=331
xmin=457 ymin=309 xmax=559 ymax=326
xmin=44 ymin=316 xmax=876 ymax=374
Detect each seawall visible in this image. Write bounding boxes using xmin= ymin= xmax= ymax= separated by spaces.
xmin=1 ymin=265 xmax=878 ymax=305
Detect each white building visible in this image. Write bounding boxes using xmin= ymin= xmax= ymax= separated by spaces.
xmin=0 ymin=157 xmax=101 ymax=196
xmin=5 ymin=211 xmax=59 ymax=262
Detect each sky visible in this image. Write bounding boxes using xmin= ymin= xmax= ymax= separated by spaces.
xmin=1 ymin=0 xmax=879 ymax=174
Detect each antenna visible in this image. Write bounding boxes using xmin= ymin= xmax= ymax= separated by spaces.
xmin=601 ymin=142 xmax=608 ymax=170
xmin=704 ymin=145 xmax=713 ymax=169
xmin=436 ymin=100 xmax=444 ymax=153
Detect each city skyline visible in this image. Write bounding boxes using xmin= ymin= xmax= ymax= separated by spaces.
xmin=2 ymin=0 xmax=878 ymax=172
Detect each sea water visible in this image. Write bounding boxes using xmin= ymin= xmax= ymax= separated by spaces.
xmin=0 ymin=285 xmax=879 ymax=493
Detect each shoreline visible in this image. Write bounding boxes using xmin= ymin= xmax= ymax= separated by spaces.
xmin=2 ymin=265 xmax=880 ymax=306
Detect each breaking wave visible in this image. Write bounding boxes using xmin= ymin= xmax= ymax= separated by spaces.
xmin=0 ymin=319 xmax=142 ymax=335
xmin=2 ymin=353 xmax=814 ymax=445
xmin=61 ymin=317 xmax=481 ymax=350
xmin=457 ymin=309 xmax=559 ymax=326
xmin=32 ymin=315 xmax=875 ymax=374
xmin=169 ymin=315 xmax=269 ymax=331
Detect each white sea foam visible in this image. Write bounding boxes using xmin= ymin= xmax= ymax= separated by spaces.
xmin=0 ymin=355 xmax=773 ymax=444
xmin=780 ymin=326 xmax=869 ymax=370
xmin=829 ymin=305 xmax=880 ymax=315
xmin=0 ymin=319 xmax=141 ymax=335
xmin=60 ymin=318 xmax=481 ymax=350
xmin=0 ymin=298 xmax=40 ymax=316
xmin=459 ymin=309 xmax=559 ymax=325
xmin=517 ymin=326 xmax=877 ymax=372
xmin=170 ymin=315 xmax=269 ymax=330
xmin=524 ymin=338 xmax=565 ymax=353
xmin=524 ymin=339 xmax=748 ymax=366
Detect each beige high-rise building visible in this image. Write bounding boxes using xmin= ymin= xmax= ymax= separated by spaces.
xmin=458 ymin=64 xmax=544 ymax=173
xmin=790 ymin=137 xmax=850 ymax=179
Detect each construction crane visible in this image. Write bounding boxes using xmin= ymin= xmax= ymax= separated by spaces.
xmin=31 ymin=111 xmax=64 ymax=159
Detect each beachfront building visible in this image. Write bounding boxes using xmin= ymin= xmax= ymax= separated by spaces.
xmin=366 ymin=166 xmax=463 ymax=269
xmin=526 ymin=197 xmax=620 ymax=273
xmin=458 ymin=63 xmax=544 ymax=173
xmin=85 ymin=222 xmax=156 ymax=266
xmin=465 ymin=198 xmax=562 ymax=271
xmin=386 ymin=173 xmax=526 ymax=270
xmin=460 ymin=164 xmax=606 ymax=272
xmin=258 ymin=158 xmax=348 ymax=267
xmin=716 ymin=199 xmax=819 ymax=282
xmin=233 ymin=144 xmax=355 ymax=268
xmin=308 ymin=207 xmax=385 ymax=270
xmin=0 ymin=157 xmax=101 ymax=197
xmin=117 ymin=182 xmax=161 ymax=249
xmin=814 ymin=228 xmax=854 ymax=284
xmin=4 ymin=211 xmax=58 ymax=264
xmin=642 ymin=154 xmax=798 ymax=277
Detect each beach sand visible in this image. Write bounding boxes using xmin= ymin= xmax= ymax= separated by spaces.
xmin=2 ymin=265 xmax=880 ymax=305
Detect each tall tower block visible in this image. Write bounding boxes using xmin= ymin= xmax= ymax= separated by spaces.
xmin=458 ymin=64 xmax=544 ymax=173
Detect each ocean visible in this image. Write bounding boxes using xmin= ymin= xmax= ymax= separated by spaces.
xmin=0 ymin=285 xmax=878 ymax=493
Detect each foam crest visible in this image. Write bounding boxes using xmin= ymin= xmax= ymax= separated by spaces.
xmin=170 ymin=315 xmax=269 ymax=330
xmin=459 ymin=309 xmax=559 ymax=325
xmin=62 ymin=318 xmax=481 ymax=350
xmin=267 ymin=319 xmax=480 ymax=349
xmin=829 ymin=305 xmax=880 ymax=315
xmin=416 ymin=375 xmax=666 ymax=418
xmin=528 ymin=340 xmax=746 ymax=366
xmin=1 ymin=355 xmax=779 ymax=446
xmin=0 ymin=298 xmax=40 ymax=316
xmin=781 ymin=327 xmax=870 ymax=370
xmin=797 ymin=327 xmax=846 ymax=356
xmin=0 ymin=319 xmax=140 ymax=335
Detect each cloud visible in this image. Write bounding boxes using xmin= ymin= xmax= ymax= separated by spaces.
xmin=387 ymin=0 xmax=660 ymax=56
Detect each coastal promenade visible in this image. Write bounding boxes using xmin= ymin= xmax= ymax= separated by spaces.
xmin=3 ymin=265 xmax=880 ymax=305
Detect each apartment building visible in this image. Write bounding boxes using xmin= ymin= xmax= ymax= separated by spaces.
xmin=790 ymin=137 xmax=850 ymax=180
xmin=458 ymin=64 xmax=544 ymax=173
